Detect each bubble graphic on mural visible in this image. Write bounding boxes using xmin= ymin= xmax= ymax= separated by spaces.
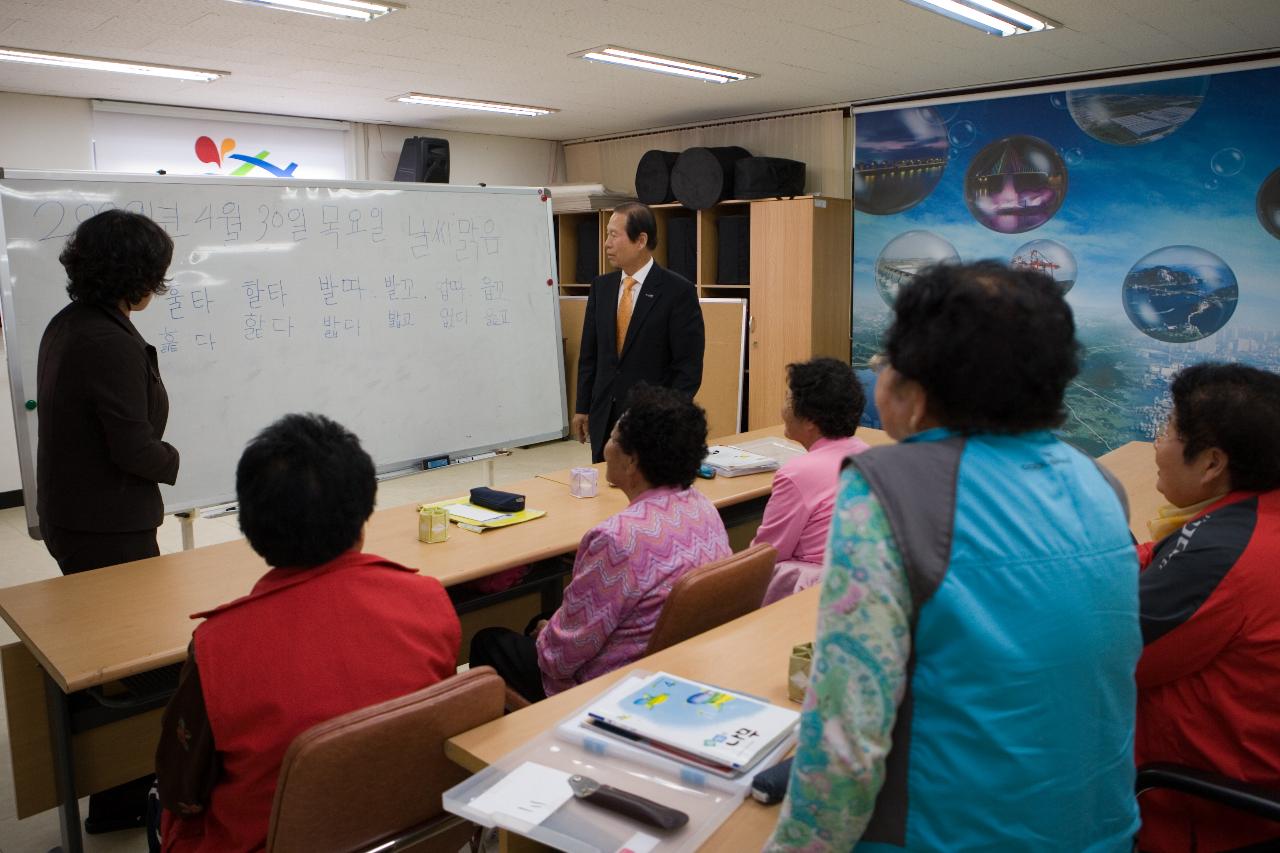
xmin=1210 ymin=147 xmax=1245 ymax=177
xmin=1062 ymin=147 xmax=1084 ymax=165
xmin=934 ymin=103 xmax=962 ymax=125
xmin=1049 ymin=92 xmax=1068 ymax=110
xmin=854 ymin=107 xmax=949 ymax=215
xmin=874 ymin=230 xmax=960 ymax=307
xmin=964 ymin=135 xmax=1068 ymax=233
xmin=1204 ymin=177 xmax=1220 ymax=191
xmin=1122 ymin=245 xmax=1238 ymax=343
xmin=1257 ymin=167 xmax=1280 ymax=239
xmin=948 ymin=120 xmax=977 ymax=148
xmin=1067 ymin=76 xmax=1209 ymax=146
xmin=1010 ymin=239 xmax=1077 ymax=293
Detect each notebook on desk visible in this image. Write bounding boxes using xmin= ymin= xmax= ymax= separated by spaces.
xmin=583 ymin=672 xmax=798 ymax=776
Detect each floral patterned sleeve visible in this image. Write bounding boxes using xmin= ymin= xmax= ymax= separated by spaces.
xmin=764 ymin=466 xmax=913 ymax=852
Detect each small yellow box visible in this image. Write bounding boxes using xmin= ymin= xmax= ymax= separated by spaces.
xmin=418 ymin=505 xmax=449 ymax=543
xmin=787 ymin=642 xmax=813 ymax=703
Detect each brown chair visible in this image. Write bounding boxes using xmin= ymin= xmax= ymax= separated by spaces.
xmin=266 ymin=666 xmax=505 ymax=853
xmin=644 ymin=542 xmax=777 ymax=654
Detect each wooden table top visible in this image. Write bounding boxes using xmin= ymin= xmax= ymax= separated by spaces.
xmin=1096 ymin=441 xmax=1159 ymax=541
xmin=0 ymin=432 xmax=794 ymax=693
xmin=0 ymin=475 xmax=578 ymax=692
xmin=446 ymin=586 xmax=821 ymax=850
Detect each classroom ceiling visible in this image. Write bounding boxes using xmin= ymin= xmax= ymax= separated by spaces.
xmin=0 ymin=0 xmax=1276 ymax=142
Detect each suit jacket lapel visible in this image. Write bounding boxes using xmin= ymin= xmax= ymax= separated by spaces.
xmin=619 ymin=265 xmax=662 ymax=360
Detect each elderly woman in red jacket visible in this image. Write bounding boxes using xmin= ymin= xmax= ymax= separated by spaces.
xmin=1136 ymin=362 xmax=1280 ymax=852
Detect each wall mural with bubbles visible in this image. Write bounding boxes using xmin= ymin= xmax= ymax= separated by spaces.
xmin=851 ymin=62 xmax=1280 ymax=456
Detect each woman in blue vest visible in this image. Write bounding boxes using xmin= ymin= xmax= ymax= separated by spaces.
xmin=766 ymin=261 xmax=1140 ymax=851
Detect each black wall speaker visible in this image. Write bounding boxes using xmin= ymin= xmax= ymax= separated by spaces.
xmin=394 ymin=137 xmax=450 ymax=183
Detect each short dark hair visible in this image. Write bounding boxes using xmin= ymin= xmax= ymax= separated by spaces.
xmin=236 ymin=413 xmax=377 ymax=568
xmin=1171 ymin=362 xmax=1280 ymax=491
xmin=787 ymin=358 xmax=865 ymax=438
xmin=613 ymin=202 xmax=659 ymax=252
xmin=59 ymin=210 xmax=174 ymax=308
xmin=615 ymin=384 xmax=706 ymax=488
xmin=885 ymin=260 xmax=1078 ymax=432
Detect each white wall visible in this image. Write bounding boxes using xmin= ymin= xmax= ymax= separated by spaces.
xmin=0 ymin=92 xmax=94 ymax=171
xmin=0 ymin=92 xmax=565 ymax=497
xmin=360 ymin=123 xmax=564 ymax=187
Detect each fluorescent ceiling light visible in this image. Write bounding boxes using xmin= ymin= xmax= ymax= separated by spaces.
xmin=900 ymin=0 xmax=1057 ymax=36
xmin=224 ymin=0 xmax=402 ymax=22
xmin=0 ymin=47 xmax=226 ymax=81
xmin=572 ymin=46 xmax=756 ymax=84
xmin=394 ymin=93 xmax=557 ymax=117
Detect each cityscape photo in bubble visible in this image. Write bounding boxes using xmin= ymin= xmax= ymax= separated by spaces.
xmin=874 ymin=230 xmax=960 ymax=306
xmin=1258 ymin=167 xmax=1280 ymax=239
xmin=1067 ymin=76 xmax=1210 ymax=146
xmin=854 ymin=107 xmax=949 ymax=215
xmin=964 ymin=135 xmax=1068 ymax=233
xmin=1122 ymin=245 xmax=1238 ymax=343
xmin=1011 ymin=239 xmax=1077 ymax=293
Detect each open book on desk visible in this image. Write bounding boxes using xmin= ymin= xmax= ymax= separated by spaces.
xmin=580 ymin=671 xmax=798 ymax=777
xmin=445 ymin=669 xmax=798 ymax=852
xmin=703 ymin=445 xmax=780 ymax=478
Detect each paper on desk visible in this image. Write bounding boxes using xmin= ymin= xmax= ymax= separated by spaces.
xmin=440 ymin=502 xmax=507 ymax=523
xmin=466 ymin=761 xmax=573 ymax=826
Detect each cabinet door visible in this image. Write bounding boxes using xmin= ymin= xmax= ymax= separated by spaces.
xmin=748 ymin=199 xmax=815 ymax=428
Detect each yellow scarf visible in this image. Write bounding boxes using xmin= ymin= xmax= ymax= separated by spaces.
xmin=1147 ymin=493 xmax=1227 ymax=542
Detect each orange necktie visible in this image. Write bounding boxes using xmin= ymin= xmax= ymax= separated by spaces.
xmin=616 ymin=275 xmax=636 ymax=356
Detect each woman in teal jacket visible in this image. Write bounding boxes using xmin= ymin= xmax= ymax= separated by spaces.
xmin=767 ymin=261 xmax=1140 ymax=852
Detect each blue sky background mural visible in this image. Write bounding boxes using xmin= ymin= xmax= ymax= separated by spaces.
xmin=853 ymin=63 xmax=1280 ymax=455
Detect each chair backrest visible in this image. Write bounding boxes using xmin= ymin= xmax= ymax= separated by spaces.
xmin=266 ymin=666 xmax=505 ymax=853
xmin=644 ymin=542 xmax=777 ymax=655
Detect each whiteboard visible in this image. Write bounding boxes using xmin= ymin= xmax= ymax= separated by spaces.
xmin=0 ymin=170 xmax=566 ymax=533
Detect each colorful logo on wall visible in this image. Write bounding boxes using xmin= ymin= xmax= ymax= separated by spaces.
xmin=194 ymin=135 xmax=298 ymax=177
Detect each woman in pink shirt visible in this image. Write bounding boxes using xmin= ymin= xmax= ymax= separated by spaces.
xmin=470 ymin=385 xmax=731 ymax=701
xmin=757 ymin=358 xmax=870 ymax=604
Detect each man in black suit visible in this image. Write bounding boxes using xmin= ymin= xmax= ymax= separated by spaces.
xmin=572 ymin=202 xmax=705 ymax=462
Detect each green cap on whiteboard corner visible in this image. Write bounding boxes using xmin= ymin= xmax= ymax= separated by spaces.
xmin=25 ymin=400 xmax=36 ymax=411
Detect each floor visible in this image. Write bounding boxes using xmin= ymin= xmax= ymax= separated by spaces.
xmin=0 ymin=436 xmax=592 ymax=852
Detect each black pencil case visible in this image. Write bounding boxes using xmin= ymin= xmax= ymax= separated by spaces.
xmin=470 ymin=487 xmax=525 ymax=513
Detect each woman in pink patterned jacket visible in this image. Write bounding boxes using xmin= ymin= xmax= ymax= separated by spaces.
xmin=470 ymin=385 xmax=731 ymax=701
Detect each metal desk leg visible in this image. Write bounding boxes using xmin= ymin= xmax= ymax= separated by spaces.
xmin=43 ymin=672 xmax=83 ymax=853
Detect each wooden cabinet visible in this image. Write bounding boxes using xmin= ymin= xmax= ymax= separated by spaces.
xmin=554 ymin=196 xmax=851 ymax=432
xmin=746 ymin=197 xmax=851 ymax=428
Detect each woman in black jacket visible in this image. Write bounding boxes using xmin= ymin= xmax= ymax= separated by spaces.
xmin=36 ymin=209 xmax=182 ymax=833
xmin=37 ymin=208 xmax=180 ymax=575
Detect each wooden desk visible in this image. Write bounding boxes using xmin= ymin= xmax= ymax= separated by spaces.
xmin=1097 ymin=441 xmax=1160 ymax=541
xmin=0 ymin=448 xmax=792 ymax=847
xmin=447 ymin=586 xmax=820 ymax=851
xmin=0 ymin=477 xmax=615 ymax=695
